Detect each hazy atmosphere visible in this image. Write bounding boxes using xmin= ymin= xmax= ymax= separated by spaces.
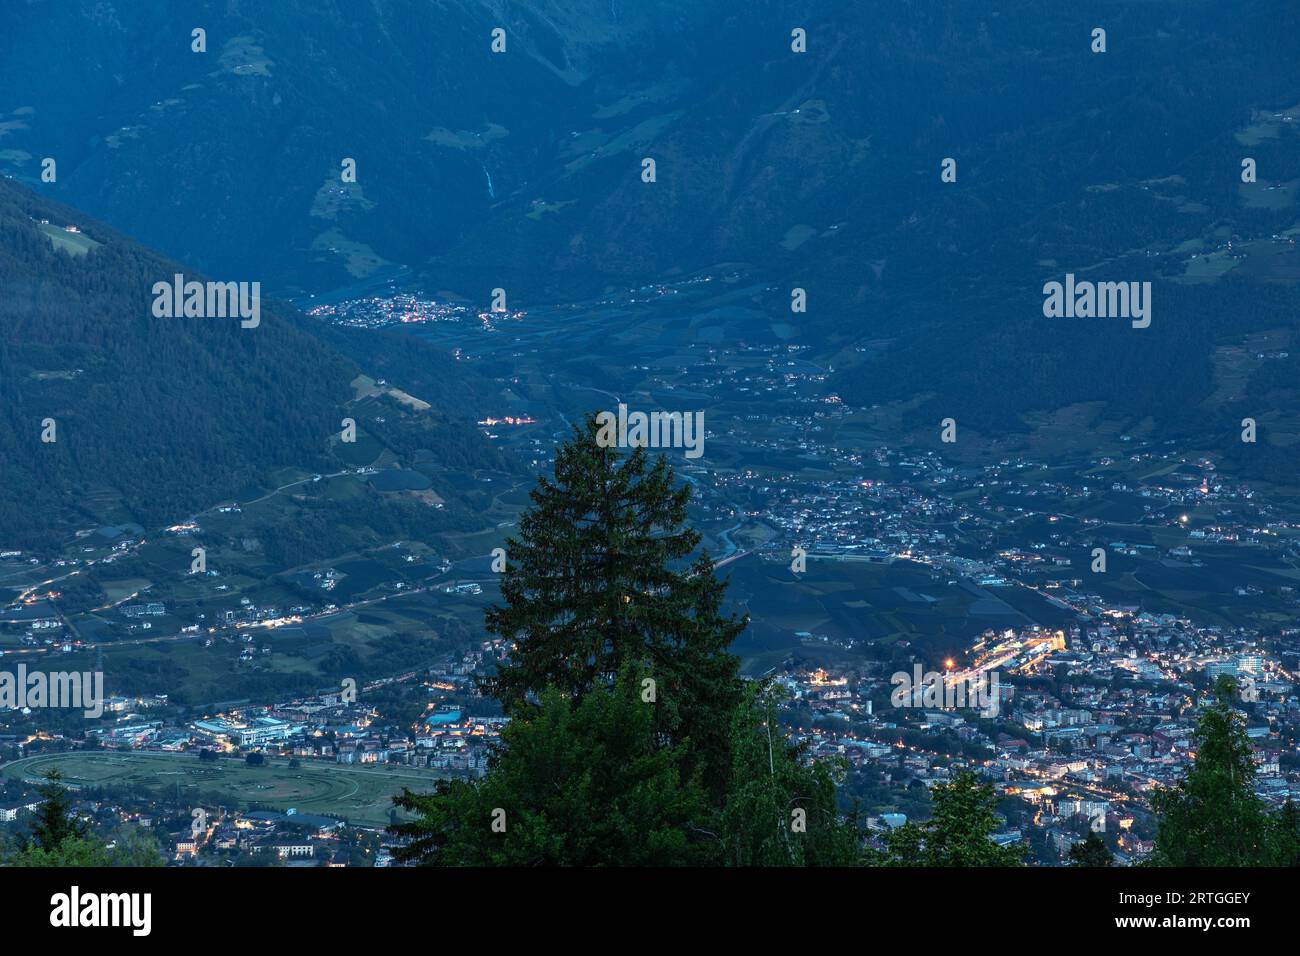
xmin=0 ymin=0 xmax=1296 ymax=935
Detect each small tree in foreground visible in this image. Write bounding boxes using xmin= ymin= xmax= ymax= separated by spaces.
xmin=1067 ymin=830 xmax=1113 ymax=867
xmin=28 ymin=770 xmax=86 ymax=852
xmin=1150 ymin=677 xmax=1278 ymax=866
xmin=391 ymin=667 xmax=713 ymax=865
xmin=872 ymin=770 xmax=1023 ymax=867
xmin=7 ymin=770 xmax=164 ymax=867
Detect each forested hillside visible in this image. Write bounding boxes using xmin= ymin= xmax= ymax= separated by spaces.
xmin=0 ymin=178 xmax=502 ymax=549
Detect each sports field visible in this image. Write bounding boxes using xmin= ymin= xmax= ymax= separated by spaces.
xmin=1 ymin=751 xmax=449 ymax=828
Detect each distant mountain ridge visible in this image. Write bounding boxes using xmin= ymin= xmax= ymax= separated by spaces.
xmin=0 ymin=0 xmax=745 ymax=295
xmin=2 ymin=0 xmax=1298 ymax=446
xmin=3 ymin=1 xmax=1294 ymax=300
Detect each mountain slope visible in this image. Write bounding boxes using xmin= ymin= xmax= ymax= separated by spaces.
xmin=0 ymin=0 xmax=740 ymax=295
xmin=0 ymin=177 xmax=503 ymax=549
xmin=3 ymin=0 xmax=1297 ymax=446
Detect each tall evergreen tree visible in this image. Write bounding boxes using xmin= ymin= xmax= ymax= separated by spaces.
xmin=482 ymin=416 xmax=746 ymax=796
xmin=1150 ymin=677 xmax=1276 ymax=866
xmin=392 ymin=420 xmax=863 ymax=865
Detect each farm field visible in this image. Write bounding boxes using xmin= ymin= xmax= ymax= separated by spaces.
xmin=37 ymin=221 xmax=101 ymax=256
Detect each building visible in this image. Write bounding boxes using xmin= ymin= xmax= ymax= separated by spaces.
xmin=193 ymin=715 xmax=297 ymax=748
xmin=270 ymin=844 xmax=314 ymax=860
